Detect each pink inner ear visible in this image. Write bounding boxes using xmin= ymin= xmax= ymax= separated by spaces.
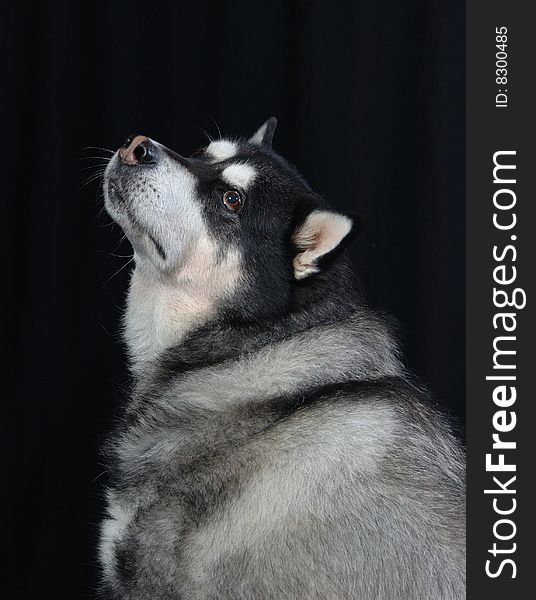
xmin=294 ymin=210 xmax=352 ymax=254
xmin=292 ymin=210 xmax=353 ymax=279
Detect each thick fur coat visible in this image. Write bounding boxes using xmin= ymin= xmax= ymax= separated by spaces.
xmin=99 ymin=119 xmax=465 ymax=599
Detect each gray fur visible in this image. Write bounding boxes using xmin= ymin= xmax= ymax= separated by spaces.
xmin=99 ymin=127 xmax=465 ymax=599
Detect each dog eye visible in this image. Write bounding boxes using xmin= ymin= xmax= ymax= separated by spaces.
xmin=222 ymin=190 xmax=242 ymax=211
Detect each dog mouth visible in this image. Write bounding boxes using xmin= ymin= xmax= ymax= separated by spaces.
xmin=105 ymin=178 xmax=167 ymax=261
xmin=147 ymin=233 xmax=166 ymax=260
xmin=104 ymin=171 xmax=129 ymax=208
xmin=103 ymin=143 xmax=201 ymax=266
xmin=105 ymin=166 xmax=138 ymax=203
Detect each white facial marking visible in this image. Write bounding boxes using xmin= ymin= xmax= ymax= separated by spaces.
xmin=104 ymin=145 xmax=201 ymax=267
xmin=293 ymin=210 xmax=353 ymax=279
xmin=104 ymin=142 xmax=245 ymax=374
xmin=221 ymin=162 xmax=257 ymax=191
xmin=206 ymin=140 xmax=237 ymax=162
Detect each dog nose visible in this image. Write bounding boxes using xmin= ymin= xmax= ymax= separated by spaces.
xmin=119 ymin=135 xmax=158 ymax=165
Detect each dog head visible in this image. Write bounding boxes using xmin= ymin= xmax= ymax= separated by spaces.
xmin=104 ymin=118 xmax=356 ymax=367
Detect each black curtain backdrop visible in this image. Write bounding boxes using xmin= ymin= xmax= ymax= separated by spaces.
xmin=4 ymin=1 xmax=464 ymax=598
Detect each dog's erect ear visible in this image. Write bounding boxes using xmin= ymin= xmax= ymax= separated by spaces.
xmin=291 ymin=210 xmax=354 ymax=279
xmin=249 ymin=117 xmax=278 ymax=148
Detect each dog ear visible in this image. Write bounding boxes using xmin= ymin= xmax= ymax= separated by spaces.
xmin=249 ymin=117 xmax=278 ymax=148
xmin=291 ymin=210 xmax=354 ymax=279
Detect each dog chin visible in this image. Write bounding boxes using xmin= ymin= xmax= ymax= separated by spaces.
xmin=103 ymin=175 xmax=129 ymax=217
xmin=125 ymin=226 xmax=169 ymax=267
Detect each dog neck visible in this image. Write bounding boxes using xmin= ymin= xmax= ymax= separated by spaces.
xmin=124 ymin=245 xmax=241 ymax=375
xmin=130 ymin=308 xmax=404 ymax=415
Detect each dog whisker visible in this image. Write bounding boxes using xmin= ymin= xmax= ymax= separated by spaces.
xmin=81 ymin=146 xmax=115 ymax=154
xmin=102 ymin=256 xmax=135 ymax=288
xmin=201 ymin=112 xmax=222 ymax=139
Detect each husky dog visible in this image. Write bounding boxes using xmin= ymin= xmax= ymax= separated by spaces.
xmin=100 ymin=118 xmax=465 ymax=600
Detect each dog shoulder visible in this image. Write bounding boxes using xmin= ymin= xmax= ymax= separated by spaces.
xmin=267 ymin=377 xmax=465 ymax=492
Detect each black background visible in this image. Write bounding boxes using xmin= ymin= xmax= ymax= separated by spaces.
xmin=4 ymin=1 xmax=464 ymax=598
